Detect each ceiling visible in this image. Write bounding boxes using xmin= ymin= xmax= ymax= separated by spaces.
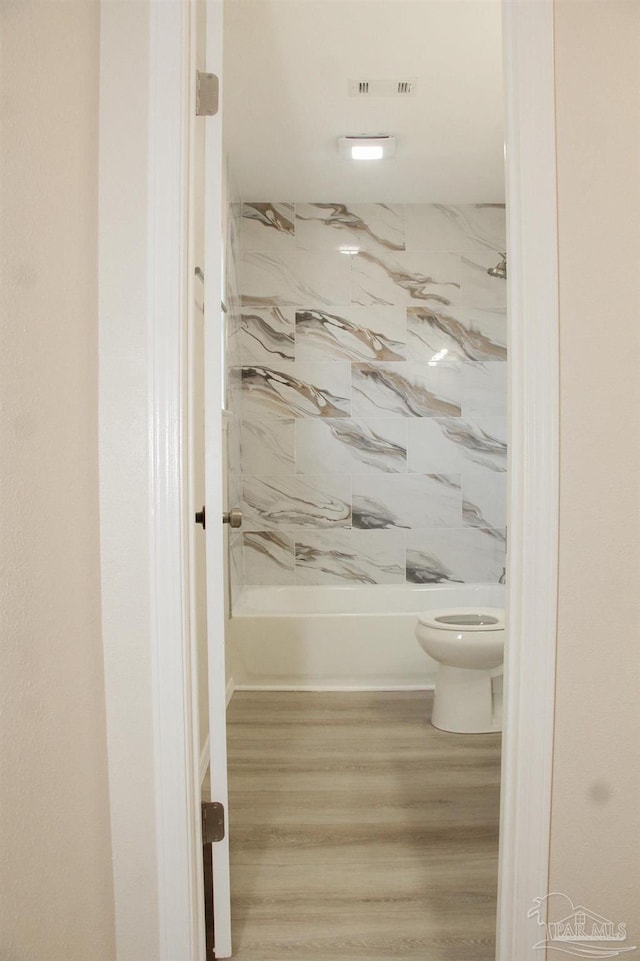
xmin=223 ymin=0 xmax=505 ymax=203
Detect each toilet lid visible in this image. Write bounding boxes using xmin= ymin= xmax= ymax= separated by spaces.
xmin=417 ymin=606 xmax=505 ymax=631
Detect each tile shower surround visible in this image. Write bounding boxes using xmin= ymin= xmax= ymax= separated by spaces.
xmin=233 ymin=202 xmax=507 ymax=586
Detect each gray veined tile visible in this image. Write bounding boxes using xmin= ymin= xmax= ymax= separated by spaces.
xmin=295 ymin=418 xmax=407 ymax=474
xmin=407 ymin=305 xmax=506 ymax=363
xmin=463 ymin=471 xmax=508 ymax=536
xmin=242 ymin=475 xmax=351 ymax=531
xmin=239 ymin=251 xmax=350 ymax=307
xmin=405 ymin=548 xmax=462 ymax=584
xmin=240 ymin=308 xmax=295 ymax=364
xmin=407 ymin=419 xmax=466 ymax=474
xmin=406 ymin=528 xmax=506 ymax=584
xmin=225 ymin=306 xmax=244 ymax=370
xmin=225 ymin=218 xmax=241 ymax=290
xmin=462 ymin=363 xmax=507 ymax=419
xmin=226 ymin=411 xmax=243 ymax=476
xmin=463 ymin=414 xmax=507 ymax=463
xmin=243 ymin=531 xmax=296 ymax=586
xmin=226 ymin=419 xmax=243 ymax=507
xmin=405 ymin=204 xmax=506 ymax=256
xmin=408 ymin=417 xmax=507 ymax=474
xmin=226 ymin=270 xmax=241 ymax=312
xmin=240 ymin=416 xmax=295 ymax=475
xmin=228 ymin=200 xmax=242 ymax=249
xmin=452 ymin=416 xmax=507 ymax=472
xmin=461 ymin=253 xmax=507 ymax=308
xmin=225 ymin=364 xmax=244 ymax=417
xmin=295 ymin=203 xmax=405 ymax=253
xmin=352 ymin=474 xmax=462 ymax=530
xmin=225 ymin=249 xmax=242 ymax=303
xmin=241 ymin=363 xmax=351 ymax=420
xmin=352 ymin=250 xmax=461 ymax=307
xmin=228 ymin=531 xmax=244 ymax=607
xmin=295 ymin=307 xmax=406 ymax=363
xmin=241 ymin=202 xmax=295 ymax=252
xmin=294 ymin=530 xmax=405 ymax=585
xmin=225 ymin=250 xmax=241 ymax=300
xmin=352 ymin=362 xmax=462 ymax=419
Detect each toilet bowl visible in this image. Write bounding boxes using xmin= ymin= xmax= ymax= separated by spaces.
xmin=415 ymin=607 xmax=505 ymax=734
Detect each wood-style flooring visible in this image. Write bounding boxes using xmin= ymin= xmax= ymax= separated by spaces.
xmin=223 ymin=691 xmax=501 ymax=961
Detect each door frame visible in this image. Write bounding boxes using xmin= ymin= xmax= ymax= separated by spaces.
xmin=497 ymin=2 xmax=559 ymax=958
xmin=147 ymin=2 xmax=204 ymax=959
xmin=111 ymin=0 xmax=560 ymax=958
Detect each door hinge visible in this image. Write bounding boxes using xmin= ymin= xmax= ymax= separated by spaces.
xmin=202 ymin=843 xmax=215 ymax=961
xmin=202 ymin=801 xmax=225 ymax=843
xmin=196 ymin=71 xmax=219 ymax=116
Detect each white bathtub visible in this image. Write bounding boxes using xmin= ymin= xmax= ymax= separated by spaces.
xmin=228 ymin=583 xmax=505 ymax=691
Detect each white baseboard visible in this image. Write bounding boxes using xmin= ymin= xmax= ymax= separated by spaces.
xmin=225 ymin=676 xmax=235 ymax=706
xmin=233 ymin=683 xmax=435 ymax=693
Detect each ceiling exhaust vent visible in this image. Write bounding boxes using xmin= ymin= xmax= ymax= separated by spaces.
xmin=348 ymin=79 xmax=417 ymax=97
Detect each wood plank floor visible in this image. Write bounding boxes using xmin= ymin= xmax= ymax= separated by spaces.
xmin=222 ymin=691 xmax=501 ymax=961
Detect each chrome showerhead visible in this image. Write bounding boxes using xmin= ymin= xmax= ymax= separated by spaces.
xmin=487 ymin=253 xmax=507 ymax=280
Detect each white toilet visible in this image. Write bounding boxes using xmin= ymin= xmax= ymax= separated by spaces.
xmin=415 ymin=607 xmax=505 ymax=734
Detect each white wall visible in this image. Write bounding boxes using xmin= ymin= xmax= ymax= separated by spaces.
xmin=550 ymin=0 xmax=640 ymax=936
xmin=0 ymin=3 xmax=115 ymax=959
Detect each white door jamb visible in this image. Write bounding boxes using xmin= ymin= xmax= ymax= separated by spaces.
xmin=497 ymin=3 xmax=559 ymax=959
xmin=147 ymin=2 xmax=204 ymax=959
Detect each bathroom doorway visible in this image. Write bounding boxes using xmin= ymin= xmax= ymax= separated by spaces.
xmin=216 ymin=2 xmax=508 ymax=957
xmin=98 ymin=0 xmax=558 ymax=956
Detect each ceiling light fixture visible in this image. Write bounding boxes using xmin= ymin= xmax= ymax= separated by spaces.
xmin=338 ymin=135 xmax=397 ymax=160
xmin=352 ymin=144 xmax=384 ymax=160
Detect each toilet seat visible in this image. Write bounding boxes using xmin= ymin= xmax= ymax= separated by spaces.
xmin=417 ymin=607 xmax=505 ymax=632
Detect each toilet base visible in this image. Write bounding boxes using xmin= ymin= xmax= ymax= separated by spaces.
xmin=431 ymin=665 xmax=502 ymax=734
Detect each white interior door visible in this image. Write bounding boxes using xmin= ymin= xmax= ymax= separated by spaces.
xmin=203 ymin=0 xmax=233 ymax=955
xmin=189 ymin=0 xmax=232 ymax=956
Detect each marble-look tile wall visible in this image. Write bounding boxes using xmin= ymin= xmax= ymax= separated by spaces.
xmin=234 ymin=202 xmax=507 ymax=586
xmin=224 ymin=199 xmax=244 ymax=608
